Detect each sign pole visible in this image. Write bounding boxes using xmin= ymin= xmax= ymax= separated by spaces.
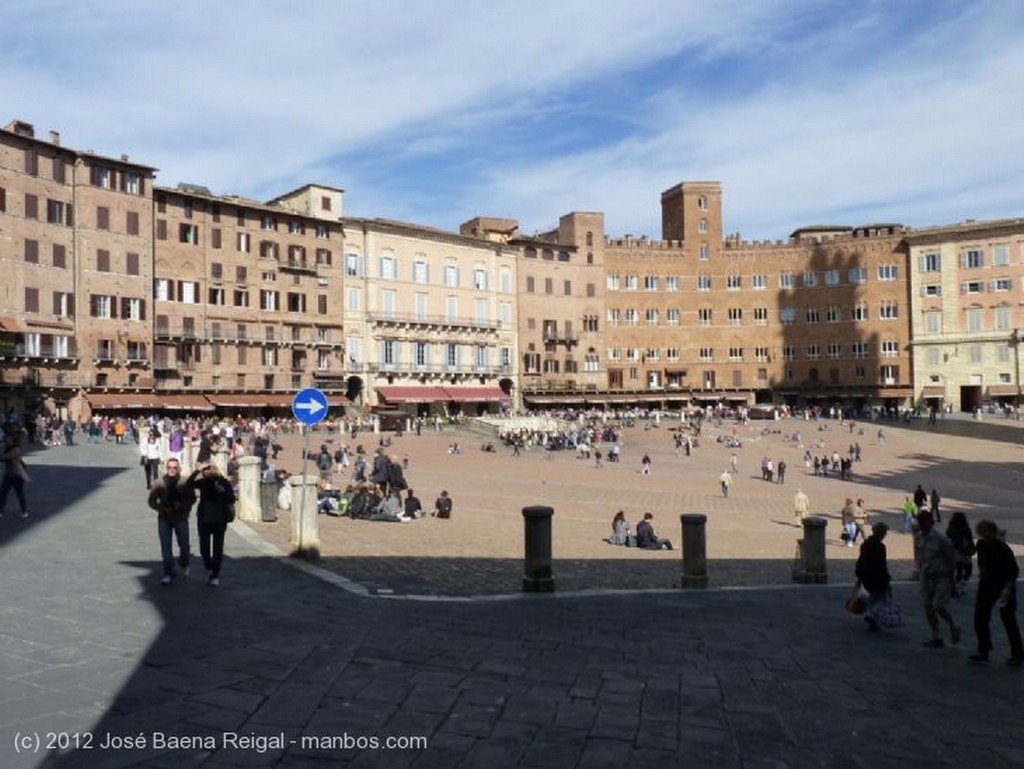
xmin=298 ymin=423 xmax=310 ymax=549
xmin=291 ymin=387 xmax=328 ymax=558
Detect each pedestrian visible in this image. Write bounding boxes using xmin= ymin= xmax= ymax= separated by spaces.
xmin=62 ymin=418 xmax=75 ymax=446
xmin=794 ymin=488 xmax=809 ymax=525
xmin=777 ymin=459 xmax=786 ymax=484
xmin=594 ymin=448 xmax=603 ymax=469
xmin=855 ymin=522 xmax=892 ymax=631
xmin=141 ymin=429 xmax=162 ymax=489
xmin=730 ymin=452 xmax=738 ymax=474
xmin=636 ymin=512 xmax=673 ymax=550
xmin=640 ymin=453 xmax=651 ymax=476
xmin=433 ymin=489 xmax=453 ymax=519
xmin=840 ymin=498 xmax=856 ymax=547
xmin=946 ymin=512 xmax=976 ymax=596
xmin=189 ymin=461 xmax=235 ymax=587
xmin=877 ymin=428 xmax=886 ymax=447
xmin=969 ymin=520 xmax=1023 ymax=665
xmin=719 ymin=469 xmax=732 ymax=498
xmin=851 ymin=497 xmax=869 ymax=544
xmin=915 ymin=510 xmax=962 ymax=648
xmin=929 ymin=488 xmax=941 ymax=524
xmin=901 ymin=496 xmax=917 ymax=533
xmin=0 ymin=429 xmax=30 ymax=518
xmin=913 ymin=484 xmax=928 ymax=511
xmin=147 ymin=458 xmax=198 ymax=585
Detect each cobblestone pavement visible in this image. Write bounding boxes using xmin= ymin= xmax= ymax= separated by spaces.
xmin=2 ymin=435 xmax=1024 ymax=768
xmin=255 ymin=414 xmax=1024 ymax=596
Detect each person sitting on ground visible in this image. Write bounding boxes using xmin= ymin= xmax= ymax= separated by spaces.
xmin=404 ymin=488 xmax=424 ymax=519
xmin=369 ymin=488 xmax=408 ymax=522
xmin=636 ymin=512 xmax=673 ymax=550
xmin=433 ymin=489 xmax=453 ymax=519
xmin=609 ymin=510 xmax=630 ymax=545
xmin=346 ymin=483 xmax=372 ymax=519
xmin=448 ymin=443 xmax=461 ymax=455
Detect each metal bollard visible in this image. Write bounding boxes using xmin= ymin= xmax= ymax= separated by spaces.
xmin=794 ymin=515 xmax=828 ymax=583
xmin=679 ymin=513 xmax=708 ymax=588
xmin=522 ymin=505 xmax=554 ymax=593
xmin=290 ymin=474 xmax=320 ymax=560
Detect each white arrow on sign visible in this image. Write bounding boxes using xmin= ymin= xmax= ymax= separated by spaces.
xmin=294 ymin=399 xmax=325 ymax=416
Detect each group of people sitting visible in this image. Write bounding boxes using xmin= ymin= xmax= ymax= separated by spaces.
xmin=318 ymin=484 xmax=452 ymax=523
xmin=607 ymin=510 xmax=673 ymax=550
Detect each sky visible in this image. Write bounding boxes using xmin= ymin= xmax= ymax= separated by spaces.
xmin=3 ymin=0 xmax=1022 ymax=241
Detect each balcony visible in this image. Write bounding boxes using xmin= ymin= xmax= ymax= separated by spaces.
xmin=365 ymin=362 xmax=509 ymax=377
xmin=367 ymin=311 xmax=500 ymax=333
xmin=279 ymin=258 xmax=316 ymax=274
xmin=0 ymin=342 xmax=79 ymax=362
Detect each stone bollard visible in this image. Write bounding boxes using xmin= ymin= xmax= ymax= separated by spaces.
xmin=522 ymin=505 xmax=554 ymax=593
xmin=794 ymin=515 xmax=828 ymax=584
xmin=236 ymin=456 xmax=261 ymax=523
xmin=679 ymin=513 xmax=708 ymax=588
xmin=158 ymin=430 xmax=170 ymax=466
xmin=290 ymin=474 xmax=320 ymax=559
xmin=212 ymin=447 xmax=229 ymax=477
xmin=181 ymin=438 xmax=196 ymax=477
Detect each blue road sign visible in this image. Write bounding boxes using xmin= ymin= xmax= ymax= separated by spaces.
xmin=292 ymin=387 xmax=329 ymax=425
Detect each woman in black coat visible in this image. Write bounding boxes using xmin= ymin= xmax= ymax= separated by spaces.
xmin=190 ymin=462 xmax=236 ymax=586
xmin=970 ymin=520 xmax=1023 ymax=664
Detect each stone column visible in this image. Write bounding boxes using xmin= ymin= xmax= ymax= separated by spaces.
xmin=522 ymin=505 xmax=554 ymax=593
xmin=180 ymin=438 xmax=196 ymax=477
xmin=158 ymin=430 xmax=170 ymax=465
xmin=794 ymin=515 xmax=828 ymax=584
xmin=290 ymin=474 xmax=320 ymax=559
xmin=212 ymin=446 xmax=229 ymax=477
xmin=236 ymin=456 xmax=261 ymax=523
xmin=679 ymin=513 xmax=708 ymax=588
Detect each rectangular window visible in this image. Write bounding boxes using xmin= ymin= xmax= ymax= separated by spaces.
xmin=991 ymin=278 xmax=1012 ymax=292
xmin=848 ymin=267 xmax=868 ymax=283
xmin=24 ymin=239 xmax=38 ymax=264
xmin=993 ymin=244 xmax=1009 ymax=266
xmin=126 ymin=252 xmax=140 ymax=276
xmin=644 ymin=275 xmax=658 ymax=291
xmin=126 ymin=211 xmax=139 ymax=235
xmin=347 ymin=288 xmax=359 ymax=311
xmin=473 ymin=268 xmax=487 ymax=290
xmin=237 ymin=232 xmax=251 ymax=252
xmin=920 ymin=253 xmax=942 ymax=272
xmin=444 ymin=265 xmax=459 ymax=287
xmin=212 ymin=228 xmax=222 ymax=249
xmin=413 ymin=261 xmax=429 ymax=283
xmin=924 ymin=312 xmax=941 ymax=334
xmin=852 ymin=304 xmax=868 ymax=321
xmin=697 ymin=274 xmax=711 ymax=291
xmin=921 ymin=284 xmax=942 ymax=297
xmin=878 ymin=264 xmax=898 ymax=281
xmin=728 ymin=308 xmax=742 ymax=325
xmin=754 ymin=307 xmax=768 ymax=325
xmin=803 ymin=271 xmax=817 ymax=287
xmin=24 ymin=193 xmax=38 ymax=220
xmin=317 ymin=294 xmax=328 ymax=315
xmin=779 ymin=273 xmax=794 ymax=289
xmin=961 ymin=249 xmax=984 ymax=269
xmin=995 ymin=306 xmax=1012 ymax=331
xmin=96 ymin=249 xmax=110 ymax=272
xmin=699 ymin=244 xmax=709 ymax=260
xmin=751 ymin=274 xmax=767 ymax=290
xmin=179 ymin=223 xmax=199 ymax=244
xmin=345 ymin=253 xmax=362 ymax=277
xmin=24 ymin=286 xmax=39 ymax=313
xmin=156 ymin=220 xmax=167 ymax=240
xmin=727 ymin=274 xmax=741 ymax=289
xmin=625 ymin=275 xmax=638 ymax=291
xmin=966 ymin=308 xmax=983 ymax=332
xmin=96 ymin=206 xmax=110 ymax=230
xmin=607 ymin=274 xmax=620 ymax=291
xmin=779 ymin=307 xmax=795 ymax=324
xmin=879 ymin=300 xmax=898 ymax=319
xmin=52 ymin=244 xmax=66 ymax=268
xmin=824 ymin=269 xmax=840 ymax=286
xmin=666 ymin=308 xmax=680 ymax=326
xmin=698 ymin=308 xmax=713 ymax=326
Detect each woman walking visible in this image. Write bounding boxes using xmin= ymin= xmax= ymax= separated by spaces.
xmin=0 ymin=429 xmax=30 ymax=518
xmin=190 ymin=462 xmax=236 ymax=587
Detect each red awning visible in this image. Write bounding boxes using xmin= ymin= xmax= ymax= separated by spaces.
xmin=921 ymin=386 xmax=945 ymax=398
xmin=162 ymin=394 xmax=215 ymax=411
xmin=987 ymin=385 xmax=1020 ymax=397
xmin=441 ymin=386 xmax=509 ymax=402
xmin=376 ymin=386 xmax=449 ymax=403
xmin=85 ymin=392 xmax=163 ymax=410
xmin=206 ymin=394 xmax=270 ymax=408
xmin=0 ymin=316 xmax=24 ymax=332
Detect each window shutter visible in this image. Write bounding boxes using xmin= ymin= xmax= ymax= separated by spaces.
xmin=961 ymin=282 xmax=967 ymax=294
xmin=121 ymin=297 xmax=129 ymax=318
xmin=67 ymin=293 xmax=75 ymax=316
xmin=140 ymin=299 xmax=146 ymax=321
xmin=110 ymin=296 xmax=119 ymax=318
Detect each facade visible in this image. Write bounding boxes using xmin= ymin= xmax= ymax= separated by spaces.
xmin=0 ymin=120 xmax=157 ymax=414
xmin=345 ymin=217 xmax=517 ymax=414
xmin=2 ymin=116 xmax=1022 ymax=419
xmin=150 ymin=182 xmax=347 ymax=409
xmin=906 ymin=219 xmax=1024 ymax=412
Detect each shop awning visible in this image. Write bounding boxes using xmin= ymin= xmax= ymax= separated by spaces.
xmin=206 ymin=394 xmax=270 ymax=408
xmin=523 ymin=394 xmax=587 ymax=405
xmin=376 ymin=386 xmax=449 ymax=403
xmin=85 ymin=392 xmax=163 ymax=410
xmin=987 ymin=384 xmax=1020 ymax=397
xmin=921 ymin=386 xmax=946 ymax=399
xmin=0 ymin=316 xmax=23 ymax=333
xmin=442 ymin=386 xmax=509 ymax=402
xmin=162 ymin=394 xmax=215 ymax=411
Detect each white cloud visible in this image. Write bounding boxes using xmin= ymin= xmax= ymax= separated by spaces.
xmin=1 ymin=0 xmax=1020 ymax=239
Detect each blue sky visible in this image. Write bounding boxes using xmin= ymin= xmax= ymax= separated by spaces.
xmin=3 ymin=0 xmax=1022 ymax=240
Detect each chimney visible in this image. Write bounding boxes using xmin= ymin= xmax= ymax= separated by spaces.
xmin=49 ymin=130 xmax=60 ymax=146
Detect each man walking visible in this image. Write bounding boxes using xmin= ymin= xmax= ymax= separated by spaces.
xmin=916 ymin=510 xmax=962 ymax=648
xmin=794 ymin=488 xmax=810 ymax=526
xmin=147 ymin=459 xmax=198 ymax=585
xmin=719 ymin=469 xmax=732 ymax=498
xmin=777 ymin=459 xmax=786 ymax=484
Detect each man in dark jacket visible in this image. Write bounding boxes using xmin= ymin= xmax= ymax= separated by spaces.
xmin=189 ymin=462 xmax=236 ymax=587
xmin=636 ymin=512 xmax=672 ymax=550
xmin=855 ymin=522 xmax=891 ymax=631
xmin=147 ymin=459 xmax=197 ymax=585
xmin=970 ymin=520 xmax=1023 ymax=664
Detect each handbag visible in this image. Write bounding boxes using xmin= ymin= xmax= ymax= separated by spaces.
xmin=869 ymin=589 xmax=904 ymax=629
xmin=845 ymin=593 xmax=867 ymax=614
